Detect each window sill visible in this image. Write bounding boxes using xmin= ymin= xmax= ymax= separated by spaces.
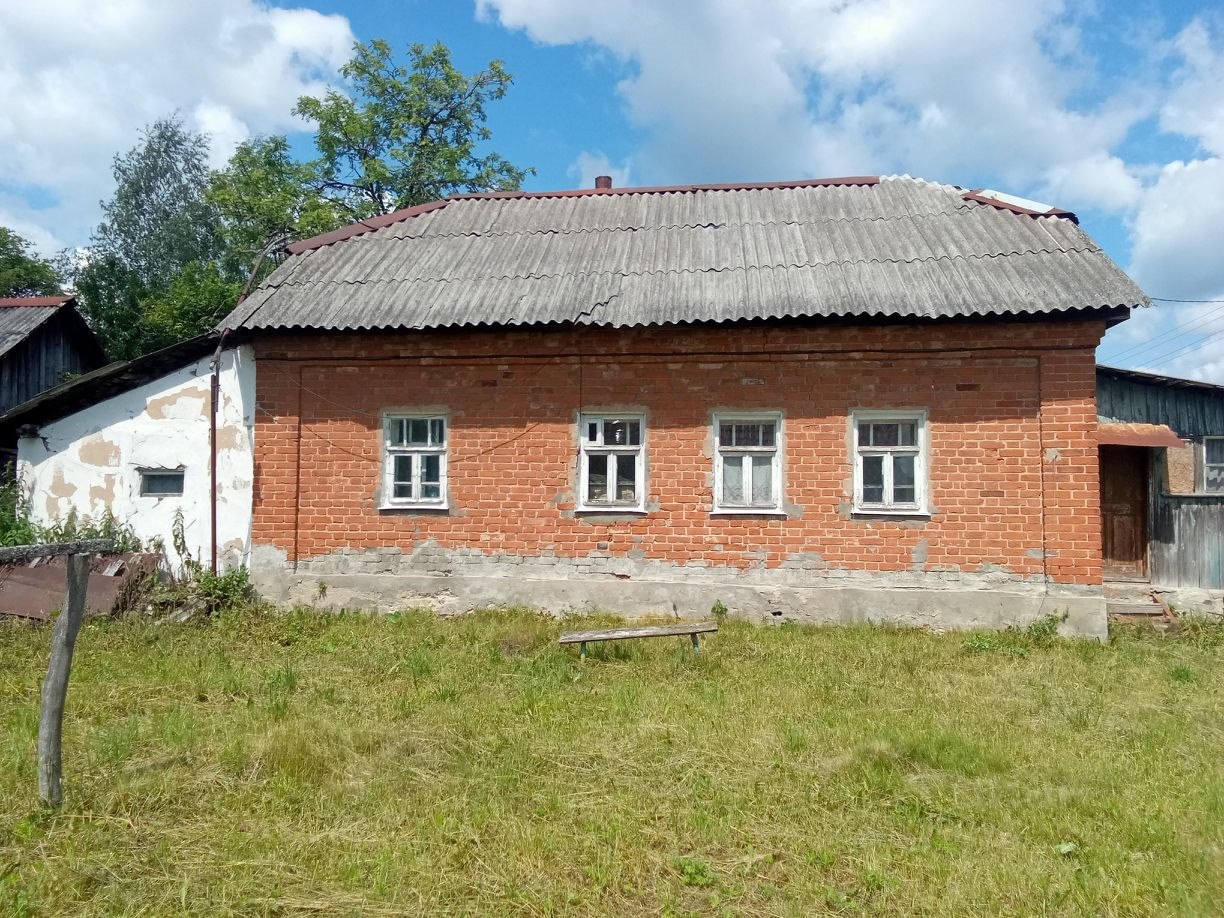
xmin=851 ymin=507 xmax=932 ymax=519
xmin=710 ymin=508 xmax=788 ymax=517
xmin=378 ymin=503 xmax=450 ymax=514
xmin=575 ymin=507 xmax=649 ymax=515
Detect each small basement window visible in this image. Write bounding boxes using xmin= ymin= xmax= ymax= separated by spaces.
xmin=383 ymin=414 xmax=448 ymax=508
xmin=1204 ymin=437 xmax=1224 ymax=493
xmin=713 ymin=413 xmax=782 ymax=512
xmin=851 ymin=410 xmax=928 ymax=514
xmin=578 ymin=414 xmax=646 ymax=511
xmin=140 ymin=469 xmax=185 ymax=497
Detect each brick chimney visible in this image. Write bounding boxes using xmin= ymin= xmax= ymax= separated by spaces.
xmin=594 ymin=175 xmax=613 ymax=190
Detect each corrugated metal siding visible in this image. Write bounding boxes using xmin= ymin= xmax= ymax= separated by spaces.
xmin=1148 ymin=453 xmax=1224 ymax=589
xmin=225 ymin=176 xmax=1149 ymax=333
xmin=1097 ymin=371 xmax=1224 ymax=439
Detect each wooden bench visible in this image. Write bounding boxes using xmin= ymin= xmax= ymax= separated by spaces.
xmin=559 ymin=621 xmax=718 ymax=658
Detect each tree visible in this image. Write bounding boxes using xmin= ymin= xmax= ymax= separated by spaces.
xmin=92 ymin=116 xmax=220 ymax=286
xmin=293 ymin=40 xmax=532 ymax=219
xmin=0 ymin=228 xmax=61 ymax=297
xmin=207 ymin=135 xmax=343 ymax=282
xmin=75 ymin=116 xmax=223 ymax=358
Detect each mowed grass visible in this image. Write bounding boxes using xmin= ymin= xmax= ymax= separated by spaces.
xmin=1 ymin=610 xmax=1223 ymax=916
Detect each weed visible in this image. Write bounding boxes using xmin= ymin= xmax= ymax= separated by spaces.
xmin=673 ymin=856 xmax=716 ymax=888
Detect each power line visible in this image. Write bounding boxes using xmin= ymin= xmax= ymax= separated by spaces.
xmin=1111 ymin=303 xmax=1224 ymax=361
xmin=1151 ymin=297 xmax=1224 ymax=304
xmin=1136 ymin=326 xmax=1224 ymax=370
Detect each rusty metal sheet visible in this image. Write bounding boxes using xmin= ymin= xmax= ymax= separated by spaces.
xmin=0 ymin=553 xmax=160 ymax=621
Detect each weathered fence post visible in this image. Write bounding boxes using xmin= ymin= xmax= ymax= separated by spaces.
xmin=0 ymin=540 xmax=115 ymax=807
xmin=37 ymin=553 xmax=90 ymax=807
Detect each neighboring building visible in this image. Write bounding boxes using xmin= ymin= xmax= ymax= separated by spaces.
xmin=1 ymin=336 xmax=255 ymax=570
xmin=1097 ymin=365 xmax=1224 ymax=606
xmin=0 ymin=296 xmax=107 ymax=458
xmin=211 ymin=175 xmax=1148 ymax=637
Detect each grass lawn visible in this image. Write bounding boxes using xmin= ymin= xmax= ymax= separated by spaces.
xmin=1 ymin=610 xmax=1223 ymax=916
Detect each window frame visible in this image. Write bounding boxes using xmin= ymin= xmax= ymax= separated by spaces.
xmin=711 ymin=410 xmax=785 ymax=515
xmin=1203 ymin=436 xmax=1224 ymax=494
xmin=381 ymin=412 xmax=449 ymax=510
xmin=138 ymin=468 xmax=185 ymax=498
xmin=850 ymin=409 xmax=930 ymax=515
xmin=577 ymin=412 xmax=647 ymax=513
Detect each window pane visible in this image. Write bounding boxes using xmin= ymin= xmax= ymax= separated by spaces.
xmin=430 ymin=418 xmax=445 ymax=445
xmin=393 ymin=454 xmax=413 ymax=486
xmin=898 ymin=422 xmax=916 ymax=447
xmin=871 ymin=423 xmax=900 ymax=447
xmin=751 ymin=455 xmax=773 ymax=504
xmin=387 ymin=418 xmax=405 ymax=446
xmin=734 ymin=423 xmax=759 ymax=447
xmin=892 ymin=454 xmax=916 ymax=504
xmin=407 ymin=419 xmax=429 ymax=445
xmin=422 ymin=454 xmax=441 ymax=484
xmin=586 ymin=421 xmax=598 ymax=443
xmin=1206 ymin=439 xmax=1224 ymax=465
xmin=141 ymin=471 xmax=184 ymax=496
xmin=603 ymin=419 xmax=639 ymax=446
xmin=722 ymin=455 xmax=744 ymax=504
xmin=858 ymin=422 xmax=872 ymax=447
xmin=421 ymin=483 xmax=441 ymax=499
xmin=587 ymin=454 xmax=608 ymax=502
xmin=719 ymin=423 xmax=733 ymax=447
xmin=760 ymin=423 xmax=776 ymax=447
xmin=862 ymin=454 xmax=884 ymax=503
xmin=616 ymin=454 xmax=636 ymax=501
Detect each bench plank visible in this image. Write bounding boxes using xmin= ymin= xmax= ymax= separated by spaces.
xmin=559 ymin=621 xmax=718 ymax=644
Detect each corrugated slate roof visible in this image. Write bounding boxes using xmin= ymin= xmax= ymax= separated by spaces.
xmin=0 ymin=303 xmax=64 ymax=358
xmin=222 ymin=175 xmax=1149 ymax=333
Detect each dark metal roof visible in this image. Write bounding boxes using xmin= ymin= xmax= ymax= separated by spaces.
xmin=222 ymin=175 xmax=1149 ymax=334
xmin=0 ymin=334 xmax=218 ymax=436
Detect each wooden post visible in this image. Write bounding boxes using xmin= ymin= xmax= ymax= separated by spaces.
xmin=37 ymin=553 xmax=90 ymax=807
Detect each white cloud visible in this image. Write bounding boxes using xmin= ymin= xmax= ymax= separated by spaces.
xmin=0 ymin=0 xmax=354 ymax=252
xmin=567 ymin=151 xmax=632 ymax=189
xmin=478 ymin=0 xmax=1148 ymax=188
xmin=1129 ymin=157 xmax=1224 ymax=301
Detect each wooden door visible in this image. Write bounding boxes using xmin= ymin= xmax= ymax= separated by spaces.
xmin=1100 ymin=445 xmax=1148 ymax=580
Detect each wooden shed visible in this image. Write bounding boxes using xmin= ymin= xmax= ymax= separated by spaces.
xmin=0 ymin=296 xmax=107 ymax=462
xmin=1097 ymin=365 xmax=1224 ymax=590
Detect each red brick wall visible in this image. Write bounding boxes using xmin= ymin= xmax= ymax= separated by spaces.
xmin=251 ymin=319 xmax=1105 ymax=585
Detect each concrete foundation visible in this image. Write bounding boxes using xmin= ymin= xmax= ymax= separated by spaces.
xmin=250 ymin=542 xmax=1108 ymax=641
xmin=1155 ymin=588 xmax=1224 ymax=620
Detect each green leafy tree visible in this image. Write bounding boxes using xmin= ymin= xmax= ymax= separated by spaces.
xmin=208 ymin=135 xmax=343 ymax=281
xmin=293 ymin=40 xmax=532 ymax=219
xmin=143 ymin=262 xmax=242 ymax=351
xmin=75 ymin=116 xmax=224 ymax=358
xmin=0 ymin=227 xmax=62 ymax=297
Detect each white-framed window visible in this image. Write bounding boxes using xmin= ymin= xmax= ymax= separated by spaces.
xmin=383 ymin=414 xmax=448 ymax=508
xmin=1204 ymin=437 xmax=1224 ymax=493
xmin=851 ymin=410 xmax=928 ymax=514
xmin=578 ymin=414 xmax=646 ymax=511
xmin=712 ymin=412 xmax=782 ymax=513
xmin=139 ymin=468 xmax=184 ymax=497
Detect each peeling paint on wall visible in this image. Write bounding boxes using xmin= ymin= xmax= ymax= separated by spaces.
xmin=78 ymin=436 xmax=121 ymax=467
xmin=18 ymin=347 xmax=255 ymax=571
xmin=145 ymin=383 xmax=210 ymax=420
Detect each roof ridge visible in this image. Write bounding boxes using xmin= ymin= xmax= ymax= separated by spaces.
xmin=0 ymin=295 xmax=74 ymax=308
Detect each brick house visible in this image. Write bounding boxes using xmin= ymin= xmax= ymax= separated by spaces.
xmin=216 ymin=175 xmax=1147 ymax=637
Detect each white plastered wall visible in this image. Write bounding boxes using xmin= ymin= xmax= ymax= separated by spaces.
xmin=16 ymin=345 xmax=255 ymax=571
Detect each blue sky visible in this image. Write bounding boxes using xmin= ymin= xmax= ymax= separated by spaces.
xmin=1 ymin=1 xmax=1222 ymax=378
